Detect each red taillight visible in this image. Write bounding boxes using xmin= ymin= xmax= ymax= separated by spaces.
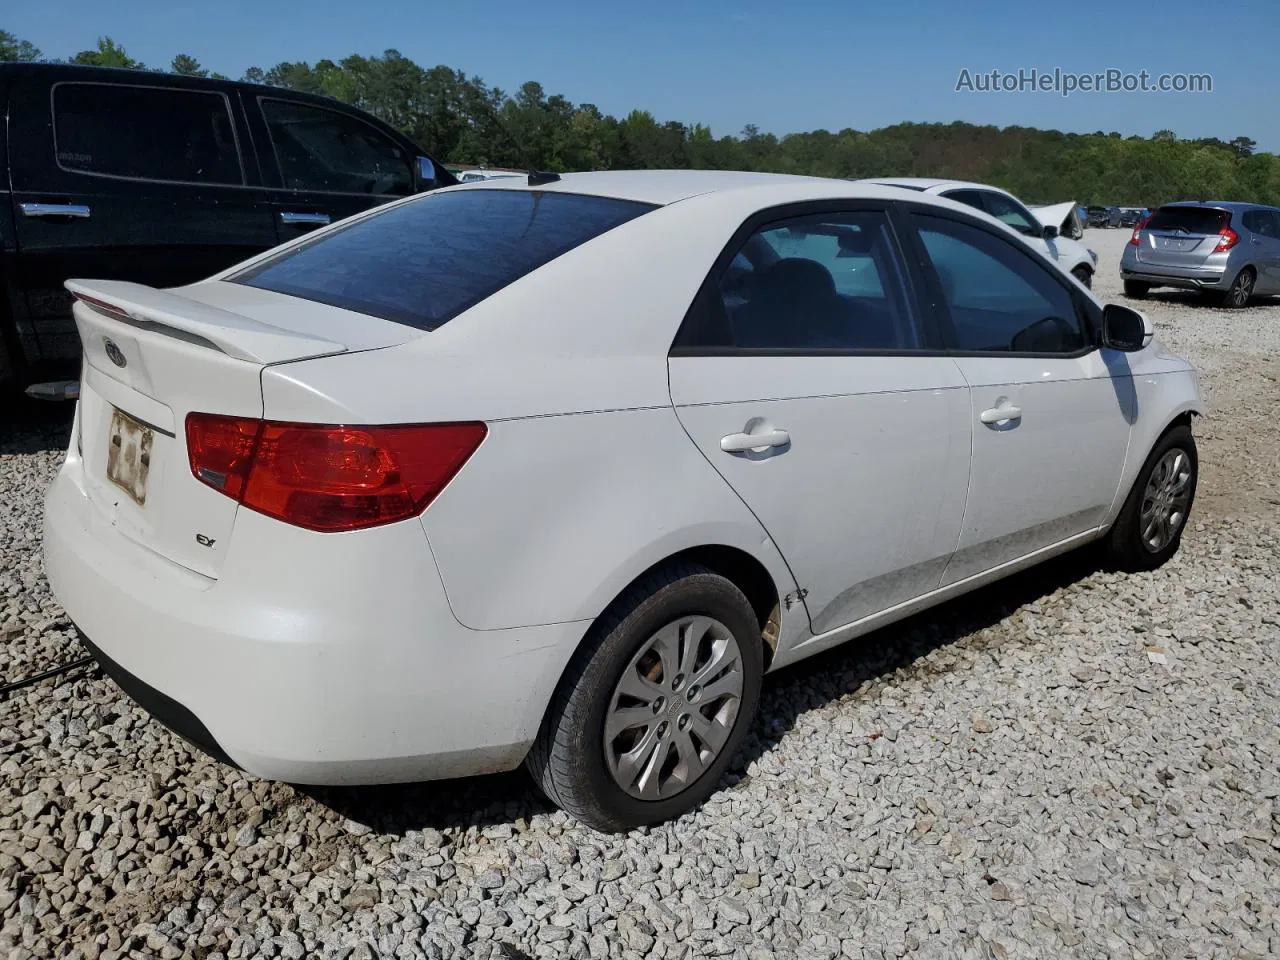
xmin=1129 ymin=215 xmax=1150 ymax=246
xmin=1214 ymin=226 xmax=1239 ymax=252
xmin=186 ymin=415 xmax=486 ymax=532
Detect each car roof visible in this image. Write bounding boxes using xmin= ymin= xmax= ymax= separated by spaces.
xmin=857 ymin=177 xmax=1004 ymax=194
xmin=454 ymin=169 xmax=901 ymax=206
xmin=1160 ymin=200 xmax=1269 ymax=212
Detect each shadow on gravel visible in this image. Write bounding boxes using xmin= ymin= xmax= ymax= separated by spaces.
xmin=306 ymin=546 xmax=1103 ymax=834
xmin=1137 ymin=290 xmax=1280 ymax=309
xmin=0 ymin=396 xmax=75 ymax=455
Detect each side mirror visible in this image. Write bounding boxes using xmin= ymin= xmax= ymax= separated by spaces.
xmin=415 ymin=156 xmax=439 ymax=191
xmin=1042 ymin=224 xmax=1059 ymax=240
xmin=1101 ymin=303 xmax=1154 ymax=352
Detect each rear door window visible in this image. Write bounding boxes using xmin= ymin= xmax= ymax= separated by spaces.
xmin=233 ymin=189 xmax=655 ymax=329
xmin=1147 ymin=206 xmax=1230 ymax=234
xmin=260 ymin=99 xmax=413 ymax=196
xmin=53 ymin=83 xmax=243 ymax=185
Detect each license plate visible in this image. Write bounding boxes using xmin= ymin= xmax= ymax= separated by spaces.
xmin=1158 ymin=237 xmax=1191 ymax=250
xmin=106 ymin=408 xmax=153 ymax=506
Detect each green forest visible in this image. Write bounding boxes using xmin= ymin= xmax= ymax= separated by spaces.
xmin=5 ymin=30 xmax=1280 ymax=207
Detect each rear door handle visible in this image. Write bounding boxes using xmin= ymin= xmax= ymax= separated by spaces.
xmin=980 ymin=405 xmax=1022 ymax=424
xmin=280 ymin=211 xmax=331 ymax=226
xmin=20 ymin=202 xmax=91 ymax=219
xmin=721 ymin=428 xmax=790 ymax=452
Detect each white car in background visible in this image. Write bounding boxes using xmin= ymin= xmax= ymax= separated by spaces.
xmin=455 ymin=169 xmax=524 ymax=184
xmin=861 ymin=178 xmax=1100 ymax=287
xmin=45 ymin=171 xmax=1201 ymax=832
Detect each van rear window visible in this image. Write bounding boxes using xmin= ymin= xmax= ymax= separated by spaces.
xmin=233 ymin=190 xmax=655 ymax=330
xmin=1147 ymin=206 xmax=1230 ymax=234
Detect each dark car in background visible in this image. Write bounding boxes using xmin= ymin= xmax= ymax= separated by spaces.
xmin=0 ymin=62 xmax=455 ymax=392
xmin=1120 ymin=201 xmax=1280 ymax=307
xmin=1118 ymin=208 xmax=1147 ymax=227
xmin=1086 ymin=205 xmax=1122 ymax=228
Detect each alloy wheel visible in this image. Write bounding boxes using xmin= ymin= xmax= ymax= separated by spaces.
xmin=603 ymin=615 xmax=744 ymax=800
xmin=1139 ymin=449 xmax=1194 ymax=553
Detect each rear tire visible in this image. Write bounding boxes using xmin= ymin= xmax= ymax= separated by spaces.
xmin=1220 ymin=267 xmax=1255 ymax=308
xmin=1105 ymin=424 xmax=1197 ymax=572
xmin=526 ymin=563 xmax=763 ymax=832
xmin=1123 ymin=280 xmax=1150 ymax=299
xmin=1071 ymin=266 xmax=1093 ymax=288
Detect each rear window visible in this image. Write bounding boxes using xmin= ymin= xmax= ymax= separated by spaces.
xmin=1147 ymin=206 xmax=1230 ymax=234
xmin=233 ymin=190 xmax=655 ymax=330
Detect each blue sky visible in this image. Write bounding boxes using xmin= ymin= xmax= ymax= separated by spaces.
xmin=9 ymin=0 xmax=1280 ymax=150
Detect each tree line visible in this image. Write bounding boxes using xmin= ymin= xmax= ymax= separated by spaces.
xmin=4 ymin=30 xmax=1279 ymax=207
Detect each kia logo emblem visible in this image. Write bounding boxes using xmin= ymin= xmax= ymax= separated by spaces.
xmin=104 ymin=339 xmax=127 ymax=368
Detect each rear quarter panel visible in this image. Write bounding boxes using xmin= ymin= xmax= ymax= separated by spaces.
xmin=420 ymin=405 xmax=798 ymax=632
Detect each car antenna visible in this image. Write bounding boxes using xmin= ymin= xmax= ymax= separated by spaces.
xmin=473 ymin=96 xmax=561 ymax=188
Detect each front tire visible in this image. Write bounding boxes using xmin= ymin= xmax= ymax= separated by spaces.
xmin=1105 ymin=424 xmax=1197 ymax=571
xmin=1071 ymin=265 xmax=1093 ymax=288
xmin=1123 ymin=279 xmax=1150 ymax=299
xmin=526 ymin=563 xmax=763 ymax=832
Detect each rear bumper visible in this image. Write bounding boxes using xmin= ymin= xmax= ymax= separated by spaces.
xmin=44 ymin=454 xmax=587 ymax=785
xmin=1119 ymin=255 xmax=1229 ymax=290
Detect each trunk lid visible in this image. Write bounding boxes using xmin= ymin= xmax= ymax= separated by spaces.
xmin=1135 ymin=206 xmax=1230 ymax=268
xmin=67 ymin=278 xmax=418 ymax=578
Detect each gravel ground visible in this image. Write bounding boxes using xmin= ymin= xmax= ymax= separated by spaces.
xmin=2 ymin=228 xmax=1278 ymax=960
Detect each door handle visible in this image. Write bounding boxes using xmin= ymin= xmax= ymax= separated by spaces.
xmin=20 ymin=202 xmax=91 ymax=219
xmin=980 ymin=405 xmax=1022 ymax=424
xmin=721 ymin=428 xmax=790 ymax=452
xmin=280 ymin=211 xmax=331 ymax=226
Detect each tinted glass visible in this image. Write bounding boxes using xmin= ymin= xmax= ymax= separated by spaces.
xmin=698 ymin=210 xmax=923 ymax=351
xmin=943 ymin=189 xmax=985 ymax=211
xmin=1147 ymin=206 xmax=1230 ymax=234
xmin=979 ymin=191 xmax=1041 ymax=238
xmin=261 ymin=99 xmax=412 ymax=196
xmin=913 ymin=214 xmax=1085 ymax=354
xmin=1243 ymin=209 xmax=1279 ymax=237
xmin=234 ymin=190 xmax=654 ymax=330
xmin=53 ymin=83 xmax=242 ymax=185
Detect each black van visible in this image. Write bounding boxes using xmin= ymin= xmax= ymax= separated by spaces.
xmin=0 ymin=62 xmax=456 ymax=392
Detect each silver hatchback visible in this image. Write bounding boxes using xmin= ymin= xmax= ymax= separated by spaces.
xmin=1119 ymin=201 xmax=1280 ymax=307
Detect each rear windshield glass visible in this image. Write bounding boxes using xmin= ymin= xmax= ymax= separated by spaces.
xmin=1147 ymin=206 xmax=1230 ymax=234
xmin=232 ymin=190 xmax=655 ymax=330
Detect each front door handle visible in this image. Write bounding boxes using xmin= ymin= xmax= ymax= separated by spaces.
xmin=280 ymin=211 xmax=331 ymax=226
xmin=980 ymin=405 xmax=1022 ymax=425
xmin=20 ymin=202 xmax=91 ymax=219
xmin=721 ymin=428 xmax=790 ymax=452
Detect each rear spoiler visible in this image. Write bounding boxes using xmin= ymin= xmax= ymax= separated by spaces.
xmin=64 ymin=279 xmax=347 ymax=364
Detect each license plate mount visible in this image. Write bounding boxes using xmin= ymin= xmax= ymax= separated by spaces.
xmin=106 ymin=408 xmax=153 ymax=506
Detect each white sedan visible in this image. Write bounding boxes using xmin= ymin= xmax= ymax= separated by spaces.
xmin=860 ymin=177 xmax=1100 ymax=288
xmin=44 ymin=171 xmax=1202 ymax=831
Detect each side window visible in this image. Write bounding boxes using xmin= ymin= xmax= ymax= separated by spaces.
xmin=941 ymin=189 xmax=985 ymax=213
xmin=912 ymin=214 xmax=1086 ymax=354
xmin=1268 ymin=212 xmax=1280 ymax=237
xmin=260 ymin=99 xmax=413 ymax=196
xmin=978 ymin=191 xmax=1042 ymax=239
xmin=1241 ymin=210 xmax=1263 ymax=234
xmin=691 ymin=210 xmax=925 ymax=351
xmin=53 ymin=83 xmax=242 ymax=185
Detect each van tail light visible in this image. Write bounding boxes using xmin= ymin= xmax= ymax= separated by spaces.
xmin=1214 ymin=226 xmax=1239 ymax=252
xmin=1129 ymin=215 xmax=1150 ymax=246
xmin=186 ymin=415 xmax=486 ymax=532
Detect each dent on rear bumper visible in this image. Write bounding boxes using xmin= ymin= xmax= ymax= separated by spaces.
xmin=43 ymin=461 xmax=586 ymax=784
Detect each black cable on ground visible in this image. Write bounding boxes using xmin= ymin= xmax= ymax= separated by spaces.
xmin=0 ymin=656 xmax=97 ymax=699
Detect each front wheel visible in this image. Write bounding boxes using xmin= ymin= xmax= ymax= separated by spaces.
xmin=1105 ymin=424 xmax=1197 ymax=571
xmin=1071 ymin=265 xmax=1093 ymax=288
xmin=526 ymin=563 xmax=763 ymax=832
